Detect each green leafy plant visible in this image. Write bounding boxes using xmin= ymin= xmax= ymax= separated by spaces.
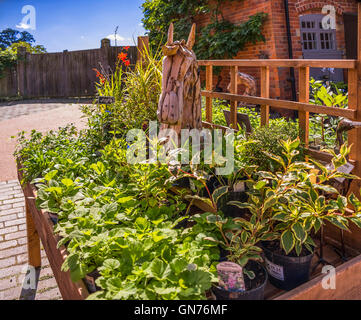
xmin=237 ymin=139 xmax=361 ymax=256
xmin=309 ymin=78 xmax=348 ymax=148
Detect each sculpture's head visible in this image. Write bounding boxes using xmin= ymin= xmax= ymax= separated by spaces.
xmin=157 ymin=23 xmax=201 ymax=129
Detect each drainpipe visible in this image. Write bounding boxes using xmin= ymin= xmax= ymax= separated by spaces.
xmin=284 ymin=0 xmax=297 ymax=102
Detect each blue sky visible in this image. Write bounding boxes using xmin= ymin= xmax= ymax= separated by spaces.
xmin=0 ymin=0 xmax=147 ymax=52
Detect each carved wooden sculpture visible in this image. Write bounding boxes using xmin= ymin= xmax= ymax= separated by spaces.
xmin=157 ymin=23 xmax=202 ymax=141
xmin=227 ymin=72 xmax=257 ymax=96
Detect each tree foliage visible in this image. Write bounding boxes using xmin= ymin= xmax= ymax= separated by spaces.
xmin=0 ymin=28 xmax=35 ymax=50
xmin=141 ymin=0 xmax=268 ymax=60
xmin=0 ymin=29 xmax=46 ymax=78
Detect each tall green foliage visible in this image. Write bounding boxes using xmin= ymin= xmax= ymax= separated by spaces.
xmin=141 ymin=0 xmax=267 ymax=60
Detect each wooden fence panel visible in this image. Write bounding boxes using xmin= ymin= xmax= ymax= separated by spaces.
xmin=0 ymin=40 xmax=140 ymax=99
xmin=0 ymin=68 xmax=18 ymax=98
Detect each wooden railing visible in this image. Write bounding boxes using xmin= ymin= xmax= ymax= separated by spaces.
xmin=197 ymin=3 xmax=361 ymax=177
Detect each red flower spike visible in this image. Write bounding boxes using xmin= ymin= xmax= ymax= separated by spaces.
xmin=124 ymin=60 xmax=130 ymax=67
xmin=118 ymin=52 xmax=128 ymax=61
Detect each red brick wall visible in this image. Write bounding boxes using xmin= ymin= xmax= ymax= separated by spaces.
xmin=195 ymin=0 xmax=279 ymax=98
xmin=194 ymin=0 xmax=358 ymax=103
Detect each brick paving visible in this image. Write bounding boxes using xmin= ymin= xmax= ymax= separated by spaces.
xmin=0 ymin=180 xmax=62 ymax=300
xmin=0 ymin=99 xmax=91 ymax=123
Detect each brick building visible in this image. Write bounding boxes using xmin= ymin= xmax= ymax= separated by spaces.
xmin=196 ymin=0 xmax=358 ymax=103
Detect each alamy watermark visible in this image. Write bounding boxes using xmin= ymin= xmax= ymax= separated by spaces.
xmin=322 ymin=265 xmax=336 ymax=290
xmin=126 ymin=121 xmax=235 ymax=176
xmin=16 ymin=5 xmax=36 ymax=30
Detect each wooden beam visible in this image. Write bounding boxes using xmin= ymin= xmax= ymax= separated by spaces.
xmin=260 ymin=66 xmax=270 ymax=126
xmin=202 ymin=121 xmax=231 ymax=132
xmin=349 ymin=2 xmax=361 ymax=198
xmin=201 ymin=91 xmax=356 ymax=119
xmin=198 ymin=59 xmax=357 ymax=69
xmin=26 ymin=200 xmax=41 ymax=268
xmin=348 ymin=69 xmax=358 ymax=160
xmin=230 ymin=66 xmax=238 ymax=129
xmin=299 ymin=67 xmax=310 ymax=146
xmin=276 ymin=254 xmax=361 ymax=300
xmin=205 ymin=65 xmax=213 ymax=123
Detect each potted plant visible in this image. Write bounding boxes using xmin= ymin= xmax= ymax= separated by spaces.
xmin=191 ymin=181 xmax=276 ymax=300
xmin=231 ymin=139 xmax=361 ymax=291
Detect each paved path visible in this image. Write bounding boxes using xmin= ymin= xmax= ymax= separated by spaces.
xmin=0 ymin=101 xmax=88 ymax=300
xmin=0 ymin=180 xmax=61 ymax=300
xmin=0 ymin=101 xmax=88 ymax=181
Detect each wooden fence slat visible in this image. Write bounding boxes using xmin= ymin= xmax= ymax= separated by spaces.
xmin=206 ymin=65 xmax=213 ymax=123
xmin=230 ymin=66 xmax=238 ymax=129
xmin=260 ymin=66 xmax=270 ymax=126
xmin=298 ymin=67 xmax=310 ymax=146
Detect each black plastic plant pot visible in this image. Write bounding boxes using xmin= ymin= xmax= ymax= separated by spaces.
xmin=84 ymin=269 xmax=101 ymax=293
xmin=212 ymin=261 xmax=268 ymax=300
xmin=262 ymin=242 xmax=314 ymax=291
xmin=48 ymin=213 xmax=59 ymax=225
xmin=218 ymin=191 xmax=248 ymax=218
xmin=172 ymin=177 xmax=190 ymax=189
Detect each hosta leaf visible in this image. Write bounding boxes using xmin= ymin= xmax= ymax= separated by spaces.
xmin=61 ymin=178 xmax=74 ymax=187
xmin=272 ymin=212 xmax=289 ymax=222
xmin=295 ymin=241 xmax=302 ymax=256
xmin=349 ymin=193 xmax=361 ymax=210
xmin=337 ymin=196 xmax=348 ymax=210
xmin=44 ymin=170 xmax=58 ymax=181
xmin=314 ymin=185 xmax=338 ymax=194
xmin=324 ymin=216 xmax=349 ymax=231
xmin=212 ymin=186 xmax=229 ymax=207
xmin=292 ymin=222 xmax=307 ymax=243
xmin=281 ymin=230 xmax=295 ymax=255
xmin=185 ymin=195 xmax=214 ymax=210
xmin=243 ymin=269 xmax=255 ymax=280
xmin=117 ymin=196 xmax=133 ymax=204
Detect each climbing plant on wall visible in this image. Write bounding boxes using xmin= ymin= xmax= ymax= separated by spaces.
xmin=141 ymin=0 xmax=268 ymax=60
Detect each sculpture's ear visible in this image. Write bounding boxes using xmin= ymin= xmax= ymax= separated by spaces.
xmin=167 ymin=23 xmax=174 ymax=45
xmin=186 ymin=23 xmax=196 ymax=50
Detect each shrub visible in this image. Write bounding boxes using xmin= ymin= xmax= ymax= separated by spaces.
xmin=90 ymin=46 xmax=162 ymax=135
xmin=242 ymin=121 xmax=303 ymax=172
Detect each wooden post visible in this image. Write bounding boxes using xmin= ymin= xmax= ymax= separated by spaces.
xmin=137 ymin=36 xmax=149 ymax=65
xmin=349 ymin=3 xmax=361 ymax=188
xmin=206 ymin=65 xmax=213 ymax=123
xmin=26 ymin=201 xmax=41 ymax=268
xmin=260 ymin=66 xmax=270 ymax=126
xmin=348 ymin=69 xmax=358 ymax=160
xmin=299 ymin=67 xmax=310 ymax=146
xmin=230 ymin=66 xmax=238 ymax=130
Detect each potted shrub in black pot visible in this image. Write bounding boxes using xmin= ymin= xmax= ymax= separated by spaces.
xmin=191 ymin=182 xmax=277 ymax=300
xmin=237 ymin=139 xmax=361 ymax=291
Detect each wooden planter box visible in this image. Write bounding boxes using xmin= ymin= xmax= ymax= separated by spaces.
xmin=19 ymin=167 xmax=361 ymax=300
xmin=18 ymin=165 xmax=89 ymax=300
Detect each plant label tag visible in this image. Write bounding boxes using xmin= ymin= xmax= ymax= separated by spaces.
xmin=265 ymin=258 xmax=284 ymax=281
xmin=233 ymin=182 xmax=245 ymax=192
xmin=189 ymin=179 xmax=196 ymax=192
xmin=217 ymin=262 xmax=246 ymax=292
xmin=325 ymin=162 xmax=354 ymax=184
